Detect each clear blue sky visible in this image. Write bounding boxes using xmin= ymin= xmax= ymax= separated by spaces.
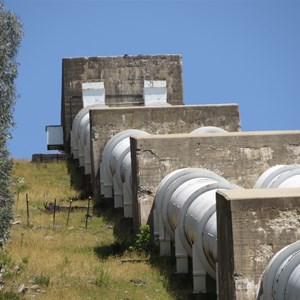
xmin=5 ymin=0 xmax=300 ymax=159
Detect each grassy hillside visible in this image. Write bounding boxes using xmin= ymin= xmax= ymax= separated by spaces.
xmin=0 ymin=159 xmax=193 ymax=299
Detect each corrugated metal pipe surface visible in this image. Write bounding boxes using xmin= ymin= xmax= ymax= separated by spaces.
xmin=153 ymin=167 xmax=240 ymax=294
xmin=257 ymin=240 xmax=300 ymax=300
xmin=100 ymin=129 xmax=150 ymax=217
xmin=70 ymin=104 xmax=107 ymax=174
xmin=254 ymin=164 xmax=300 ymax=188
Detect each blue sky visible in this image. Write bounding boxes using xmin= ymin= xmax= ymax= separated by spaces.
xmin=5 ymin=0 xmax=300 ymax=159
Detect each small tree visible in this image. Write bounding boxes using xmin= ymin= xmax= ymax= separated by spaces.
xmin=0 ymin=2 xmax=23 ymax=244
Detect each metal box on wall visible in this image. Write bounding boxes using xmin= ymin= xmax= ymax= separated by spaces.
xmin=45 ymin=125 xmax=64 ymax=150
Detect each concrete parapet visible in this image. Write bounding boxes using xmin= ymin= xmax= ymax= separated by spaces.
xmin=90 ymin=104 xmax=240 ymax=198
xmin=216 ymin=188 xmax=300 ymax=300
xmin=130 ymin=130 xmax=300 ymax=231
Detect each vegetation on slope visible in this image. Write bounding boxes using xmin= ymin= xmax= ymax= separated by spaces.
xmin=0 ymin=159 xmax=193 ymax=299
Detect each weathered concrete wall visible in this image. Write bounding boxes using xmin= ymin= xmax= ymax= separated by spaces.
xmin=90 ymin=104 xmax=240 ymax=198
xmin=61 ymin=55 xmax=183 ymax=150
xmin=131 ymin=130 xmax=300 ymax=230
xmin=216 ymin=188 xmax=300 ymax=300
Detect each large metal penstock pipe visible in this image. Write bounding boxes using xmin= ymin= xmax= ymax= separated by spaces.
xmin=190 ymin=126 xmax=226 ymax=134
xmin=71 ymin=105 xmax=91 ymax=159
xmin=70 ymin=104 xmax=107 ymax=174
xmin=257 ymin=240 xmax=300 ymax=300
xmin=154 ymin=167 xmax=239 ymax=293
xmin=254 ymin=165 xmax=300 ymax=188
xmin=100 ymin=129 xmax=150 ymax=216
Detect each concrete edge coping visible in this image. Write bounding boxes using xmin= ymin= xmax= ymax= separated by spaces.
xmin=89 ymin=103 xmax=239 ymax=112
xmin=130 ymin=130 xmax=300 ymax=140
xmin=217 ymin=188 xmax=300 ymax=201
xmin=63 ymin=54 xmax=183 ymax=60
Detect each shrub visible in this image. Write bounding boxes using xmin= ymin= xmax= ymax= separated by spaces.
xmin=132 ymin=224 xmax=151 ymax=253
xmin=34 ymin=274 xmax=51 ymax=287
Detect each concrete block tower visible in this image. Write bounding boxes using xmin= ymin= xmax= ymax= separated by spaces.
xmin=61 ymin=55 xmax=184 ymax=151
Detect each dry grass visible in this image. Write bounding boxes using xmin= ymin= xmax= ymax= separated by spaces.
xmin=0 ymin=159 xmax=192 ymax=299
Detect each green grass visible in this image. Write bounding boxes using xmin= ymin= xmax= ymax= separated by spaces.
xmin=0 ymin=159 xmax=195 ymax=299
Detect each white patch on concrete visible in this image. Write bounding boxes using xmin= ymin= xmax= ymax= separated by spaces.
xmin=240 ymin=147 xmax=273 ymax=161
xmin=267 ymin=210 xmax=300 ymax=230
xmin=257 ymin=227 xmax=266 ymax=234
xmin=235 ymin=280 xmax=259 ymax=300
xmin=254 ymin=244 xmax=274 ymax=264
xmin=235 ymin=278 xmax=257 ymax=294
xmin=260 ymin=147 xmax=274 ymax=160
xmin=92 ymin=129 xmax=98 ymax=141
xmin=286 ymin=144 xmax=300 ymax=155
